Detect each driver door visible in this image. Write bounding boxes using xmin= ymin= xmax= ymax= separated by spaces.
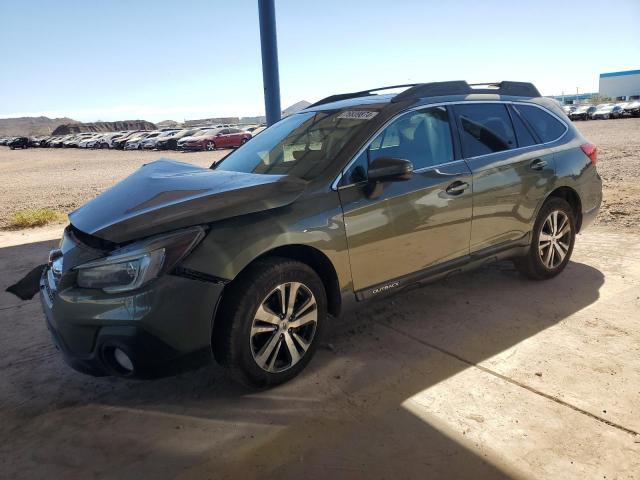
xmin=337 ymin=106 xmax=473 ymax=295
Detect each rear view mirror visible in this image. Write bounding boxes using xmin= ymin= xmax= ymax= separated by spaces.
xmin=368 ymin=157 xmax=413 ymax=182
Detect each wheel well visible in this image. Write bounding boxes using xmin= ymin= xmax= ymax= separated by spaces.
xmin=548 ymin=187 xmax=582 ymax=232
xmin=226 ymin=245 xmax=342 ymax=318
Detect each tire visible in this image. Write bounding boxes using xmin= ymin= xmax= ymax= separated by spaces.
xmin=513 ymin=197 xmax=576 ymax=280
xmin=101 ymin=143 xmax=108 ymax=149
xmin=206 ymin=141 xmax=216 ymax=151
xmin=214 ymin=257 xmax=327 ymax=388
xmin=241 ymin=138 xmax=248 ymax=145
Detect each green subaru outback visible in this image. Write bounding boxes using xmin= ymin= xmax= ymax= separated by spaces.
xmin=39 ymin=81 xmax=602 ymax=387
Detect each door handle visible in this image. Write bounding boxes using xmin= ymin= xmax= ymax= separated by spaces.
xmin=530 ymin=159 xmax=547 ymax=171
xmin=445 ymin=181 xmax=469 ymax=195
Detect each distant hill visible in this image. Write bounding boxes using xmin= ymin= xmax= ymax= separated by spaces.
xmin=0 ymin=116 xmax=80 ymax=137
xmin=52 ymin=120 xmax=157 ymax=135
xmin=283 ymin=100 xmax=311 ymax=116
xmin=156 ymin=120 xmax=181 ymax=129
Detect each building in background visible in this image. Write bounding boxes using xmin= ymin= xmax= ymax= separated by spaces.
xmin=551 ymin=92 xmax=598 ymax=105
xmin=599 ymin=69 xmax=640 ymax=101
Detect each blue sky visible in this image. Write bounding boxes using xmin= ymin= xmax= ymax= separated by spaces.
xmin=1 ymin=0 xmax=638 ymax=122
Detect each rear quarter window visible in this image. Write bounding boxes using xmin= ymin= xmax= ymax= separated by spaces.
xmin=514 ymin=104 xmax=566 ymax=143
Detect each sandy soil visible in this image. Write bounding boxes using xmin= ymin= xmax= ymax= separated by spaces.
xmin=0 ymin=226 xmax=638 ymax=479
xmin=574 ymin=118 xmax=640 ymax=229
xmin=0 ymin=148 xmax=227 ymax=228
xmin=0 ymin=118 xmax=638 ymax=229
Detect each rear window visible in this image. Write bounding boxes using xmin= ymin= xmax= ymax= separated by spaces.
xmin=514 ymin=104 xmax=566 ymax=143
xmin=454 ymin=103 xmax=516 ymax=157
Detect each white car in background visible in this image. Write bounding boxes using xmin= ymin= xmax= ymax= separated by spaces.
xmin=96 ymin=132 xmax=128 ymax=149
xmin=79 ymin=134 xmax=105 ymax=149
xmin=141 ymin=130 xmax=179 ymax=150
xmin=125 ymin=131 xmax=160 ymax=150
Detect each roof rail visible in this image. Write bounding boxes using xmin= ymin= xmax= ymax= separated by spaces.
xmin=307 ymin=84 xmax=418 ymax=108
xmin=392 ymin=81 xmax=541 ymax=102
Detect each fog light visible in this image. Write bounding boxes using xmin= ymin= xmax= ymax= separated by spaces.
xmin=113 ymin=348 xmax=134 ymax=373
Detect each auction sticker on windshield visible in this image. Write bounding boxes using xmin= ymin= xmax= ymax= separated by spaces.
xmin=337 ymin=111 xmax=379 ymax=120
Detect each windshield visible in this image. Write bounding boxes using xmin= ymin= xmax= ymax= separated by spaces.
xmin=216 ymin=110 xmax=375 ymax=180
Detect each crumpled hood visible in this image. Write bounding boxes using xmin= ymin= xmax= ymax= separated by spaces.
xmin=69 ymin=159 xmax=308 ymax=243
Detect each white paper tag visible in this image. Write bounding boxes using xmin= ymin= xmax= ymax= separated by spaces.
xmin=337 ymin=110 xmax=379 ymax=120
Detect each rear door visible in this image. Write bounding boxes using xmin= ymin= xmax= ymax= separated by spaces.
xmin=338 ymin=105 xmax=473 ymax=294
xmin=228 ymin=128 xmax=242 ymax=146
xmin=452 ymin=102 xmax=558 ymax=253
xmin=217 ymin=129 xmax=231 ymax=147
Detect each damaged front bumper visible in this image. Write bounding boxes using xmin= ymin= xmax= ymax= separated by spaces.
xmin=40 ymin=264 xmax=225 ymax=378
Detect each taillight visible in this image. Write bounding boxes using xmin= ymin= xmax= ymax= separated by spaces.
xmin=581 ymin=143 xmax=597 ymax=165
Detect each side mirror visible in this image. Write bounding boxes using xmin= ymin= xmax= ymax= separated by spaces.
xmin=368 ymin=157 xmax=413 ymax=182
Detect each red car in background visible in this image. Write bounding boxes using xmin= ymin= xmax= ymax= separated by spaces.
xmin=177 ymin=127 xmax=252 ymax=151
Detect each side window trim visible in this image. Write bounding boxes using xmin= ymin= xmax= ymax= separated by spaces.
xmin=506 ymin=103 xmax=541 ymax=146
xmin=333 ymin=100 xmax=569 ymax=190
xmin=338 ymin=105 xmax=457 ymax=188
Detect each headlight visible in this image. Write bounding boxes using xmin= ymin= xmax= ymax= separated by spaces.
xmin=75 ymin=226 xmax=205 ymax=293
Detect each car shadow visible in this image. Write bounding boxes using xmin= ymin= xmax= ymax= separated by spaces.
xmin=0 ymin=237 xmax=604 ymax=479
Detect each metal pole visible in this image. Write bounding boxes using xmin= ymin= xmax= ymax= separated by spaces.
xmin=258 ymin=0 xmax=281 ymax=126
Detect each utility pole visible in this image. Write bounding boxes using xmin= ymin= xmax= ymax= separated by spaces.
xmin=258 ymin=0 xmax=281 ymax=126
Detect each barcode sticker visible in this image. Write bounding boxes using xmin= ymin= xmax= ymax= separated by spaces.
xmin=337 ymin=110 xmax=379 ymax=120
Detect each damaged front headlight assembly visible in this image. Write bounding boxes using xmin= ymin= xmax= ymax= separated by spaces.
xmin=75 ymin=226 xmax=205 ymax=293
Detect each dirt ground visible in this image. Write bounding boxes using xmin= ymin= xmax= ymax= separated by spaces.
xmin=0 ymin=148 xmax=227 ymax=228
xmin=0 ymin=118 xmax=639 ymax=229
xmin=0 ymin=119 xmax=639 ymax=479
xmin=1 ymin=225 xmax=639 ymax=479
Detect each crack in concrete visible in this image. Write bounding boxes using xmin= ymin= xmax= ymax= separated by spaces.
xmin=379 ymin=321 xmax=639 ymax=438
xmin=0 ymin=300 xmax=38 ymax=312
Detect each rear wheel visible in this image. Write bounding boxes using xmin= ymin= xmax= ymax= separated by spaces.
xmin=513 ymin=197 xmax=576 ymax=280
xmin=214 ymin=258 xmax=326 ymax=388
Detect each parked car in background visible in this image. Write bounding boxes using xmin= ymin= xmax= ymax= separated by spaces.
xmin=8 ymin=136 xmax=29 ymax=149
xmin=78 ymin=134 xmax=104 ymax=149
xmin=176 ymin=128 xmax=221 ymax=151
xmin=178 ymin=127 xmax=252 ymax=151
xmin=111 ymin=131 xmax=142 ymax=149
xmin=96 ymin=132 xmax=126 ymax=149
xmin=141 ymin=130 xmax=179 ymax=150
xmin=569 ymin=105 xmax=597 ymax=121
xmin=155 ymin=129 xmax=197 ymax=150
xmin=125 ymin=132 xmax=161 ymax=150
xmin=623 ymin=100 xmax=640 ymax=117
xmin=591 ymin=104 xmax=623 ymax=120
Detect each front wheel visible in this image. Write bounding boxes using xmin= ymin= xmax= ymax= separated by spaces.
xmin=206 ymin=141 xmax=216 ymax=151
xmin=214 ymin=258 xmax=326 ymax=388
xmin=513 ymin=197 xmax=576 ymax=280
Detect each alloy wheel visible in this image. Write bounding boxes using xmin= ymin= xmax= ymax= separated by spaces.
xmin=207 ymin=141 xmax=215 ymax=151
xmin=250 ymin=282 xmax=318 ymax=373
xmin=538 ymin=210 xmax=571 ymax=269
